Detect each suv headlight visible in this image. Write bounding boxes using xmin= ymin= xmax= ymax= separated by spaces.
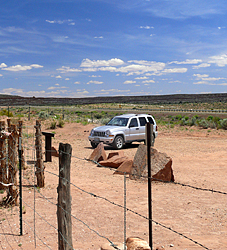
xmin=105 ymin=130 xmax=110 ymax=137
xmin=90 ymin=129 xmax=94 ymax=136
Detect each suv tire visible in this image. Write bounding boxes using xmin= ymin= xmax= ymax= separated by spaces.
xmin=113 ymin=135 xmax=124 ymax=149
xmin=91 ymin=142 xmax=98 ymax=148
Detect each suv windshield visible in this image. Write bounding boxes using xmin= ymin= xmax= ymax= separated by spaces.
xmin=107 ymin=117 xmax=129 ymax=126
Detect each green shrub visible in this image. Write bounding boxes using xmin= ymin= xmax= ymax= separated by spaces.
xmin=207 ymin=115 xmax=214 ymax=121
xmin=0 ymin=109 xmax=13 ymax=117
xmin=198 ymin=119 xmax=209 ymax=129
xmin=220 ymin=119 xmax=227 ymax=130
xmin=50 ymin=120 xmax=57 ymax=129
xmin=58 ymin=119 xmax=64 ymax=128
xmin=38 ymin=111 xmax=49 ymax=120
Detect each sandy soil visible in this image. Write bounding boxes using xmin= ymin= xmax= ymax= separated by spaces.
xmin=0 ymin=121 xmax=227 ymax=250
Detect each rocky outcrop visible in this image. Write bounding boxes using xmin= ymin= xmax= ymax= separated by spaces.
xmin=114 ymin=159 xmax=133 ymax=175
xmin=88 ymin=143 xmax=107 ymax=162
xmin=130 ymin=145 xmax=174 ymax=182
xmin=99 ymin=155 xmax=130 ymax=169
xmin=126 ymin=237 xmax=150 ymax=250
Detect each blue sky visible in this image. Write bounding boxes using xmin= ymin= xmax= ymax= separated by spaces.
xmin=1 ymin=0 xmax=227 ymax=98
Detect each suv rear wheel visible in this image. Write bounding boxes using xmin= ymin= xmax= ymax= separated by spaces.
xmin=113 ymin=135 xmax=124 ymax=149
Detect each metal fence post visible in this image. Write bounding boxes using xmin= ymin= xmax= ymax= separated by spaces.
xmin=146 ymin=122 xmax=152 ymax=249
xmin=19 ymin=137 xmax=23 ymax=236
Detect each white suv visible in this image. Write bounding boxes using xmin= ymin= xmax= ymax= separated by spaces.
xmin=88 ymin=114 xmax=158 ymax=149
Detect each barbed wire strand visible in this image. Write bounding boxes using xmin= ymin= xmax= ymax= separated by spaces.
xmin=2 ymin=207 xmax=24 ymax=249
xmin=22 ymin=219 xmax=52 ymax=250
xmin=45 ymin=169 xmax=211 ymax=250
xmin=22 ymin=174 xmax=121 ymax=250
xmin=85 ymin=157 xmax=227 ymax=195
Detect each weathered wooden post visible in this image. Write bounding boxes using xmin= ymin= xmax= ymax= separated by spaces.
xmin=7 ymin=122 xmax=19 ymax=205
xmin=34 ymin=120 xmax=45 ymax=188
xmin=0 ymin=121 xmax=7 ymax=190
xmin=57 ymin=143 xmax=73 ymax=250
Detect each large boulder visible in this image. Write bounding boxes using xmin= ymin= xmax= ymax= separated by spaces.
xmin=107 ymin=151 xmax=124 ymax=159
xmin=126 ymin=237 xmax=150 ymax=250
xmin=100 ymin=242 xmax=125 ymax=250
xmin=130 ymin=145 xmax=174 ymax=182
xmin=88 ymin=143 xmax=107 ymax=162
xmin=99 ymin=155 xmax=130 ymax=169
xmin=113 ymin=159 xmax=133 ymax=175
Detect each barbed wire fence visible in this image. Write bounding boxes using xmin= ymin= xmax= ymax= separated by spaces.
xmin=0 ymin=119 xmax=226 ymax=249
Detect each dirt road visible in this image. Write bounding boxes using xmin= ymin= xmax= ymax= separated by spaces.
xmin=0 ymin=122 xmax=227 ymax=250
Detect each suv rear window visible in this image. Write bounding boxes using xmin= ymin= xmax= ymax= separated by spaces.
xmin=147 ymin=116 xmax=154 ymax=124
xmin=139 ymin=117 xmax=147 ymax=126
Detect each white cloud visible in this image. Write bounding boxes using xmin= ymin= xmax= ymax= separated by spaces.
xmin=94 ymin=36 xmax=103 ymax=39
xmin=48 ymin=86 xmax=68 ymax=90
xmin=193 ymin=74 xmax=209 ymax=78
xmin=56 ymin=75 xmax=62 ymax=79
xmin=87 ymin=80 xmax=103 ymax=84
xmin=89 ymin=75 xmax=101 ymax=77
xmin=170 ymin=59 xmax=202 ymax=65
xmin=123 ymin=80 xmax=136 ymax=84
xmin=135 ymin=76 xmax=148 ymax=79
xmin=0 ymin=74 xmax=2 ymax=77
xmin=0 ymin=63 xmax=7 ymax=68
xmin=142 ymin=80 xmax=155 ymax=83
xmin=80 ymin=58 xmax=124 ymax=67
xmin=193 ymin=63 xmax=211 ymax=69
xmin=193 ymin=81 xmax=227 ymax=86
xmin=139 ymin=26 xmax=154 ymax=29
xmin=74 ymin=81 xmax=80 ymax=84
xmin=57 ymin=66 xmax=82 ymax=73
xmin=208 ymin=54 xmax=227 ymax=67
xmin=2 ymin=64 xmax=43 ymax=72
xmin=162 ymin=68 xmax=187 ymax=73
xmin=65 ymin=78 xmax=70 ymax=80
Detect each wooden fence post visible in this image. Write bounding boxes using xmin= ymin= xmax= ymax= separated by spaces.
xmin=34 ymin=120 xmax=45 ymax=188
xmin=57 ymin=143 xmax=73 ymax=250
xmin=0 ymin=121 xmax=7 ymax=190
xmin=7 ymin=123 xmax=19 ymax=205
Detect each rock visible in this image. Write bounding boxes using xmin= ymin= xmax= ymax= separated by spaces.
xmin=130 ymin=145 xmax=174 ymax=182
xmin=107 ymin=151 xmax=124 ymax=159
xmin=99 ymin=155 xmax=130 ymax=169
xmin=51 ymin=146 xmax=59 ymax=157
xmin=88 ymin=143 xmax=107 ymax=162
xmin=126 ymin=237 xmax=150 ymax=250
xmin=100 ymin=242 xmax=125 ymax=250
xmin=114 ymin=160 xmax=133 ymax=175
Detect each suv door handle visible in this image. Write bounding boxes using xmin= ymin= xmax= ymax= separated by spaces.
xmin=136 ymin=128 xmax=139 ymax=130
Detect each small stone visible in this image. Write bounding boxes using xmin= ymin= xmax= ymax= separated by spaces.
xmin=170 ymin=244 xmax=174 ymax=247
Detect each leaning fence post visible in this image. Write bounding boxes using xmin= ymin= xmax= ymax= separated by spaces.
xmin=7 ymin=122 xmax=19 ymax=205
xmin=57 ymin=143 xmax=73 ymax=250
xmin=34 ymin=120 xmax=45 ymax=188
xmin=0 ymin=121 xmax=7 ymax=190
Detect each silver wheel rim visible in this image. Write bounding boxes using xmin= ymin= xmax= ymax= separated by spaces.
xmin=116 ymin=137 xmax=123 ymax=148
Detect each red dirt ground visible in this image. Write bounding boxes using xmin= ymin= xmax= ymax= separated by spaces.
xmin=0 ymin=121 xmax=227 ymax=250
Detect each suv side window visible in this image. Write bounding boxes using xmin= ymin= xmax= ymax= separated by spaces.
xmin=139 ymin=117 xmax=147 ymax=126
xmin=129 ymin=118 xmax=138 ymax=127
xmin=147 ymin=116 xmax=154 ymax=125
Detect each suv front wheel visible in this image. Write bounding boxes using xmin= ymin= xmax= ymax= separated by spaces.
xmin=113 ymin=135 xmax=124 ymax=149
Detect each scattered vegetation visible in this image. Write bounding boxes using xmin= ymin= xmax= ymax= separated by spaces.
xmin=0 ymin=102 xmax=226 ymax=131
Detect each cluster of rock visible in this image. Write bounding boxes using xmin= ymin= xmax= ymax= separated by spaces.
xmin=88 ymin=143 xmax=174 ymax=182
xmin=100 ymin=237 xmax=151 ymax=250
